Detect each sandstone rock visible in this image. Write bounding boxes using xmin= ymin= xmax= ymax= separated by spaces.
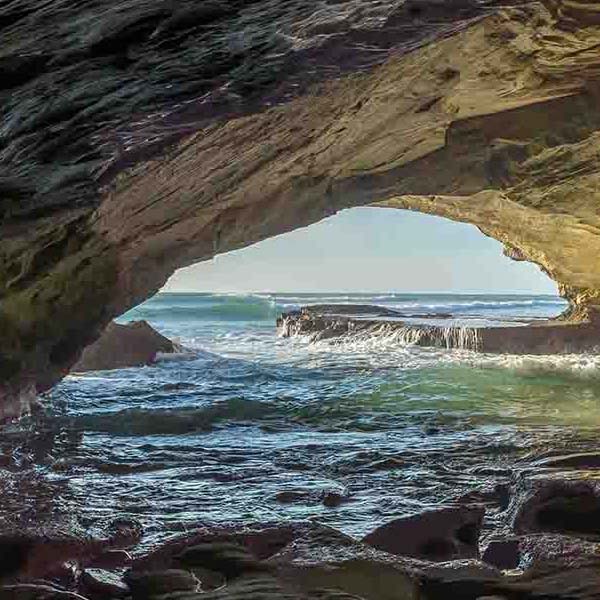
xmin=0 ymin=532 xmax=108 ymax=581
xmin=481 ymin=539 xmax=520 ymax=570
xmin=86 ymin=550 xmax=132 ymax=570
xmin=124 ymin=569 xmax=200 ymax=599
xmin=270 ymin=525 xmax=421 ymax=600
xmin=510 ymin=479 xmax=600 ymax=536
xmin=516 ymin=533 xmax=600 ymax=572
xmin=533 ymin=452 xmax=600 ymax=470
xmin=175 ymin=542 xmax=267 ymax=579
xmin=278 ymin=309 xmax=600 ymax=355
xmin=131 ymin=523 xmax=305 ymax=573
xmin=73 ymin=321 xmax=178 ymax=372
xmin=80 ymin=569 xmax=129 ymax=598
xmin=0 ymin=583 xmax=90 ymax=599
xmin=362 ymin=506 xmax=484 ymax=561
xmin=3 ymin=0 xmax=600 ymax=410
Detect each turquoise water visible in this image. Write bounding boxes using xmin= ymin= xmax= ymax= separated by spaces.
xmin=4 ymin=292 xmax=600 ymax=550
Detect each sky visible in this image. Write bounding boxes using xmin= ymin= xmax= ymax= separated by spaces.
xmin=162 ymin=207 xmax=557 ymax=294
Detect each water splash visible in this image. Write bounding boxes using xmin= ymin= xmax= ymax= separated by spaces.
xmin=278 ymin=316 xmax=482 ymax=352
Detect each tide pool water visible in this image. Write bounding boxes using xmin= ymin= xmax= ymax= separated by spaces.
xmin=3 ymin=292 xmax=600 ymax=551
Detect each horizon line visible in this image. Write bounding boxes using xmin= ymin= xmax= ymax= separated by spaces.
xmin=158 ymin=289 xmax=563 ymax=297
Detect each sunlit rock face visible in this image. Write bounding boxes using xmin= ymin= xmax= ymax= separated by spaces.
xmin=2 ymin=1 xmax=600 ymax=410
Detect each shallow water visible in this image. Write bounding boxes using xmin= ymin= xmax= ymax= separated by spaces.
xmin=3 ymin=292 xmax=600 ymax=551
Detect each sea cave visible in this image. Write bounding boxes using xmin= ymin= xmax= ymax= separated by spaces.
xmin=3 ymin=0 xmax=600 ymax=598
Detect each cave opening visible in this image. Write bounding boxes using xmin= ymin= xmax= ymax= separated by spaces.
xmin=81 ymin=205 xmax=569 ymax=372
xmin=15 ymin=205 xmax=600 ymax=581
xmin=161 ymin=206 xmax=558 ymax=299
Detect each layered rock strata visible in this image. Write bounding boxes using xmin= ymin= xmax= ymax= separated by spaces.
xmin=277 ymin=309 xmax=600 ymax=354
xmin=2 ymin=2 xmax=600 ymax=408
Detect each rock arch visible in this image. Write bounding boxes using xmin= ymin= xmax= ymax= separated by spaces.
xmin=2 ymin=1 xmax=600 ymax=413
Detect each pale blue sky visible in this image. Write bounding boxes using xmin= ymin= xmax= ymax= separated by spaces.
xmin=163 ymin=208 xmax=557 ymax=294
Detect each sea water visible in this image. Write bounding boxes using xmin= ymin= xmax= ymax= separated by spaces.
xmin=3 ymin=292 xmax=600 ymax=550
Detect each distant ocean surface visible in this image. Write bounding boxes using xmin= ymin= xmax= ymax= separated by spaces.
xmin=5 ymin=292 xmax=600 ymax=551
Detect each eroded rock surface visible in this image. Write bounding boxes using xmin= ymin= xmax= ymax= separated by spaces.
xmin=3 ymin=2 xmax=600 ymax=404
xmin=362 ymin=506 xmax=484 ymax=561
xmin=5 ymin=514 xmax=600 ymax=599
xmin=277 ymin=308 xmax=600 ymax=354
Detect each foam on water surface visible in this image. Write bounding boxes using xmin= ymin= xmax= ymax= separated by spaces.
xmin=3 ymin=292 xmax=599 ymax=551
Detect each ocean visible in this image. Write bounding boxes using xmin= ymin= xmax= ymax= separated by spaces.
xmin=3 ymin=292 xmax=600 ymax=552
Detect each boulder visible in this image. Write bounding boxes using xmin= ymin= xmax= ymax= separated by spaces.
xmin=362 ymin=506 xmax=484 ymax=561
xmin=481 ymin=539 xmax=520 ymax=570
xmin=175 ymin=542 xmax=267 ymax=579
xmin=124 ymin=569 xmax=200 ymax=599
xmin=80 ymin=569 xmax=129 ymax=598
xmin=73 ymin=321 xmax=178 ymax=372
xmin=510 ymin=479 xmax=600 ymax=536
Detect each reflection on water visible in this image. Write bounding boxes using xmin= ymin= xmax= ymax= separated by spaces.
xmin=1 ymin=292 xmax=599 ymax=551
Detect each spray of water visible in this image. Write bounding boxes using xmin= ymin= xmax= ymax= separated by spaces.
xmin=278 ymin=316 xmax=481 ymax=352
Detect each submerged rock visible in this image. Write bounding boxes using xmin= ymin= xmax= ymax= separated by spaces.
xmin=73 ymin=321 xmax=179 ymax=372
xmin=362 ymin=506 xmax=484 ymax=561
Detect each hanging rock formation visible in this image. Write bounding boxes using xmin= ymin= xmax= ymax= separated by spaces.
xmin=2 ymin=0 xmax=600 ymax=414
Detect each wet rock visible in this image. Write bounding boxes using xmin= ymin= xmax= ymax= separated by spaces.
xmin=512 ymin=563 xmax=600 ymax=599
xmin=0 ymin=583 xmax=90 ymax=599
xmin=275 ymin=489 xmax=349 ymax=507
xmin=322 ymin=491 xmax=348 ymax=508
xmin=278 ymin=309 xmax=600 ymax=355
xmin=534 ymin=452 xmax=600 ymax=470
xmin=0 ymin=535 xmax=34 ymax=579
xmin=86 ymin=550 xmax=132 ymax=570
xmin=271 ymin=525 xmax=420 ymax=600
xmin=105 ymin=518 xmax=144 ymax=549
xmin=516 ymin=533 xmax=600 ymax=572
xmin=363 ymin=457 xmax=405 ymax=471
xmin=0 ymin=533 xmax=108 ymax=580
xmin=175 ymin=542 xmax=267 ymax=579
xmin=124 ymin=569 xmax=200 ymax=599
xmin=73 ymin=321 xmax=178 ymax=372
xmin=481 ymin=539 xmax=520 ymax=570
xmin=511 ymin=479 xmax=600 ymax=536
xmin=362 ymin=506 xmax=484 ymax=561
xmin=419 ymin=561 xmax=505 ymax=600
xmin=132 ymin=523 xmax=305 ymax=573
xmin=454 ymin=483 xmax=511 ymax=511
xmin=80 ymin=569 xmax=129 ymax=598
xmin=275 ymin=490 xmax=313 ymax=504
xmin=47 ymin=564 xmax=80 ymax=591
